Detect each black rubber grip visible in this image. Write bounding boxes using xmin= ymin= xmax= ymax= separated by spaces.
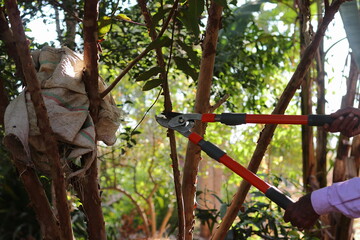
xmin=219 ymin=113 xmax=247 ymax=125
xmin=265 ymin=187 xmax=294 ymax=210
xmin=308 ymin=114 xmax=334 ymax=126
xmin=197 ymin=139 xmax=226 ymax=161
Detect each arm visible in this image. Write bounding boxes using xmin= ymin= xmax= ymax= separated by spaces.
xmin=284 ymin=178 xmax=360 ymax=229
xmin=312 ymin=177 xmax=360 ymax=218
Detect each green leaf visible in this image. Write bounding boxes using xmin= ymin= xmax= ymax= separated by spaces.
xmin=135 ymin=66 xmax=163 ymax=81
xmin=142 ymin=78 xmax=163 ymax=91
xmin=146 ymin=36 xmax=172 ymax=51
xmin=178 ymin=0 xmax=205 ymax=38
xmin=115 ymin=13 xmax=132 ymax=21
xmin=173 ymin=56 xmax=198 ymax=81
xmin=152 ymin=7 xmax=171 ymax=27
xmin=177 ymin=40 xmax=200 ymax=66
xmin=98 ymin=16 xmax=113 ymax=39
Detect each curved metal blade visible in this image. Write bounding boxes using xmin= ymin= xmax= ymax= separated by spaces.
xmin=155 ymin=114 xmax=194 ymax=137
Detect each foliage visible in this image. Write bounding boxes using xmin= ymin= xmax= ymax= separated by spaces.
xmin=213 ymin=1 xmax=295 ymax=112
xmin=228 ymin=200 xmax=317 ymax=240
xmin=196 ymin=176 xmax=317 ymax=240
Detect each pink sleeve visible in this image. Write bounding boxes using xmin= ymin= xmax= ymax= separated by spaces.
xmin=311 ymin=177 xmax=360 ymax=218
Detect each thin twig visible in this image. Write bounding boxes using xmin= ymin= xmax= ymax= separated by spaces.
xmin=209 ymin=94 xmax=230 ymax=113
xmin=130 ymin=89 xmax=162 ymax=136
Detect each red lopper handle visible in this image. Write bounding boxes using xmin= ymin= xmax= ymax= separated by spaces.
xmin=188 ymin=132 xmax=294 ymax=210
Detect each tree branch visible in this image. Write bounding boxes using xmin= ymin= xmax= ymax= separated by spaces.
xmin=78 ymin=0 xmax=106 ymax=239
xmin=137 ymin=0 xmax=185 ymax=238
xmin=182 ymin=1 xmax=223 ymax=239
xmin=0 ymin=75 xmax=9 ymax=127
xmin=212 ymin=1 xmax=349 ymax=239
xmin=14 ymin=161 xmax=62 ymax=239
xmin=5 ymin=1 xmax=74 ymax=239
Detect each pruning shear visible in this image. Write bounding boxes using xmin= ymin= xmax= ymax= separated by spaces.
xmin=155 ymin=112 xmax=334 ymax=210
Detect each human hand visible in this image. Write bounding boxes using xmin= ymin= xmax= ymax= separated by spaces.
xmin=324 ymin=107 xmax=360 ymax=137
xmin=283 ymin=193 xmax=319 ymax=230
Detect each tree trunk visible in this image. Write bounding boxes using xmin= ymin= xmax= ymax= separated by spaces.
xmin=80 ymin=0 xmax=107 ymax=239
xmin=314 ymin=2 xmax=332 ymax=239
xmin=315 ymin=0 xmax=328 ymax=190
xmin=182 ymin=2 xmax=223 ymax=239
xmin=298 ymin=0 xmax=317 ymax=194
xmin=0 ymin=76 xmax=9 ymax=127
xmin=5 ymin=0 xmax=74 ymax=238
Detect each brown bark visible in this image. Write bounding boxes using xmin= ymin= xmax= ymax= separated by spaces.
xmin=182 ymin=2 xmax=223 ymax=239
xmin=137 ymin=0 xmax=185 ymax=238
xmin=0 ymin=6 xmax=61 ymax=240
xmin=299 ymin=0 xmax=317 ymax=193
xmin=79 ymin=0 xmax=106 ymax=239
xmin=315 ymin=0 xmax=328 ymax=190
xmin=13 ymin=161 xmax=62 ymax=240
xmin=0 ymin=75 xmax=9 ymax=127
xmin=0 ymin=57 xmax=60 ymax=240
xmin=73 ymin=158 xmax=106 ymax=240
xmin=212 ymin=1 xmax=348 ymax=239
xmin=5 ymin=0 xmax=73 ymax=239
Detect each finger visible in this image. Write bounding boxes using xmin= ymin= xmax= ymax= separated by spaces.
xmin=339 ymin=114 xmax=355 ymax=131
xmin=331 ymin=107 xmax=355 ymax=118
xmin=331 ymin=108 xmax=349 ymax=118
xmin=327 ymin=116 xmax=344 ymax=132
xmin=344 ymin=117 xmax=359 ymax=136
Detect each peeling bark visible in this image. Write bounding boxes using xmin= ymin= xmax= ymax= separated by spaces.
xmin=80 ymin=0 xmax=106 ymax=239
xmin=298 ymin=0 xmax=317 ymax=193
xmin=182 ymin=2 xmax=223 ymax=239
